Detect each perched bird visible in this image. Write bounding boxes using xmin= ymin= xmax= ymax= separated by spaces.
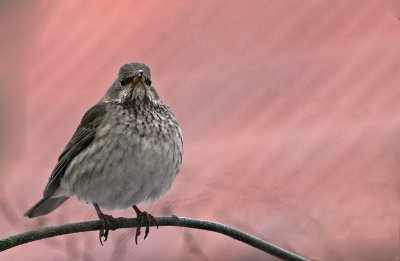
xmin=24 ymin=63 xmax=183 ymax=244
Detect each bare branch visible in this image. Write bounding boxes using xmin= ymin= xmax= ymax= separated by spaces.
xmin=0 ymin=215 xmax=309 ymax=261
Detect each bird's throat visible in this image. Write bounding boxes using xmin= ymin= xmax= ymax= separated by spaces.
xmin=131 ymin=84 xmax=147 ymax=102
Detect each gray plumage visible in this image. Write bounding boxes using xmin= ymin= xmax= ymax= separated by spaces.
xmin=25 ymin=63 xmax=183 ymax=218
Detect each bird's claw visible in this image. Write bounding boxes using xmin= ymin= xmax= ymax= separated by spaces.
xmin=98 ymin=214 xmax=117 ymax=245
xmin=133 ymin=206 xmax=158 ymax=245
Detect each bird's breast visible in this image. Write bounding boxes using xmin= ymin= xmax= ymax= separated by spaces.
xmin=62 ymin=103 xmax=183 ymax=210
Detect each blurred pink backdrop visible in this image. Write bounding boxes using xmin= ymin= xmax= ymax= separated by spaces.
xmin=1 ymin=1 xmax=400 ymax=260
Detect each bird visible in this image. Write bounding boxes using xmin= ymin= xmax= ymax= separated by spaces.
xmin=24 ymin=63 xmax=183 ymax=245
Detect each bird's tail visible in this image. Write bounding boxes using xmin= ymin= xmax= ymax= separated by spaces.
xmin=24 ymin=196 xmax=69 ymax=218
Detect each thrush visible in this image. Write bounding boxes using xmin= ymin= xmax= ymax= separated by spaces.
xmin=24 ymin=63 xmax=183 ymax=244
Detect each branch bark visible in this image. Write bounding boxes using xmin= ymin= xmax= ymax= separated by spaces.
xmin=0 ymin=215 xmax=309 ymax=261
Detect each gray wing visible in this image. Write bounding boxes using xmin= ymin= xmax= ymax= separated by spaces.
xmin=43 ymin=103 xmax=107 ymax=197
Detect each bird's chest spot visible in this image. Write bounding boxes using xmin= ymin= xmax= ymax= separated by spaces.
xmin=99 ymin=106 xmax=177 ymax=172
xmin=110 ymin=105 xmax=174 ymax=139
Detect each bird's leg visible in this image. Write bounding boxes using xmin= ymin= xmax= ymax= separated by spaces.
xmin=132 ymin=205 xmax=158 ymax=245
xmin=94 ymin=203 xmax=117 ymax=245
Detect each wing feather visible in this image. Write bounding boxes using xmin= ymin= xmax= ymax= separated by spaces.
xmin=43 ymin=103 xmax=107 ymax=197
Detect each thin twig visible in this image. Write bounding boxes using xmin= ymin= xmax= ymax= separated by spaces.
xmin=0 ymin=215 xmax=309 ymax=261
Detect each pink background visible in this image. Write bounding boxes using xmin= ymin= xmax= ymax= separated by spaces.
xmin=1 ymin=1 xmax=400 ymax=260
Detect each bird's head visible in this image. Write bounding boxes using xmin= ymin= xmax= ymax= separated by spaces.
xmin=103 ymin=63 xmax=159 ymax=103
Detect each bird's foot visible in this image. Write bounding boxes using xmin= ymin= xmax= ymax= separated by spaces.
xmin=98 ymin=213 xmax=118 ymax=245
xmin=133 ymin=205 xmax=158 ymax=245
xmin=94 ymin=203 xmax=118 ymax=245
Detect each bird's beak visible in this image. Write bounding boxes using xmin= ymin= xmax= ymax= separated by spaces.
xmin=133 ymin=70 xmax=146 ymax=84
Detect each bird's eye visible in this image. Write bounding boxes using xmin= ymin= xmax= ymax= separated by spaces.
xmin=145 ymin=78 xmax=152 ymax=85
xmin=120 ymin=77 xmax=132 ymax=86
